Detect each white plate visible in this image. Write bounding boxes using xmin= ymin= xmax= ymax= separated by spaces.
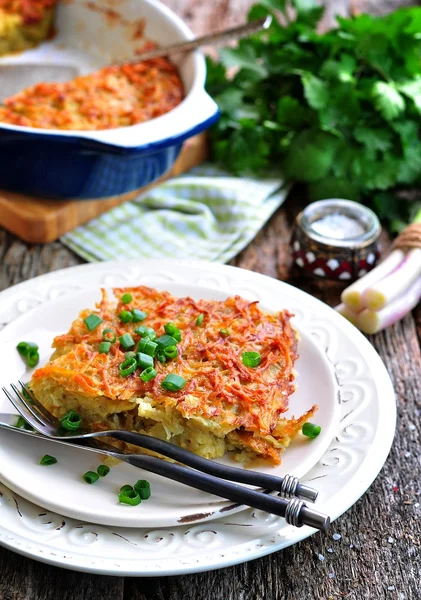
xmin=0 ymin=283 xmax=338 ymax=528
xmin=0 ymin=259 xmax=396 ymax=575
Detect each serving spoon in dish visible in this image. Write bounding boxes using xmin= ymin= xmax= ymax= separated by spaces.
xmin=0 ymin=16 xmax=272 ymax=102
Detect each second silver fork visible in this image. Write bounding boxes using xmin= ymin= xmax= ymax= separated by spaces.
xmin=3 ymin=381 xmax=319 ymax=503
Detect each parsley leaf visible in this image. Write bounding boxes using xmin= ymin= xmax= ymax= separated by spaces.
xmin=371 ymin=82 xmax=406 ymax=121
xmin=283 ymin=131 xmax=339 ymax=182
xmin=301 ymin=74 xmax=329 ymax=110
xmin=398 ymin=79 xmax=421 ymax=114
xmin=206 ymin=3 xmax=421 ymax=230
xmin=353 ymin=127 xmax=393 ymax=153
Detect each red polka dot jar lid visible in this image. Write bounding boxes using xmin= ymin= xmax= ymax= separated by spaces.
xmin=291 ymin=199 xmax=382 ymax=281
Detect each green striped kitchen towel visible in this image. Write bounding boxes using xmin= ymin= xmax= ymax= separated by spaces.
xmin=61 ymin=165 xmax=288 ymax=263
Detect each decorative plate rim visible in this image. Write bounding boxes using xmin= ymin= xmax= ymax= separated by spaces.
xmin=0 ymin=258 xmax=396 ymax=576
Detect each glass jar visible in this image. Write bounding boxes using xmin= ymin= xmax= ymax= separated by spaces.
xmin=291 ymin=199 xmax=381 ymax=281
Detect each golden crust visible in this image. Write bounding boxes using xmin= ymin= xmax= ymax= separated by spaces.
xmin=0 ymin=0 xmax=57 ymax=56
xmin=30 ymin=286 xmax=317 ymax=465
xmin=0 ymin=57 xmax=184 ymax=130
xmin=0 ymin=1 xmax=57 ymax=23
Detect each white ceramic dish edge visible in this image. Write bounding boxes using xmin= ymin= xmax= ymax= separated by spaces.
xmin=0 ymin=0 xmax=219 ymax=148
xmin=0 ymin=259 xmax=396 ymax=576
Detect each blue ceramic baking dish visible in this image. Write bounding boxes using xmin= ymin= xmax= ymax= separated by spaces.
xmin=0 ymin=0 xmax=219 ymax=199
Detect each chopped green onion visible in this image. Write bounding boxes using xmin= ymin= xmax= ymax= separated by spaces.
xmin=119 ymin=310 xmax=133 ymax=323
xmin=21 ymin=386 xmax=33 ymax=403
xmin=17 ymin=341 xmax=40 ymax=368
xmin=219 ymin=328 xmax=230 ymax=336
xmin=125 ymin=351 xmax=137 ymax=361
xmin=135 ymin=326 xmax=156 ymax=340
xmin=164 ymin=322 xmax=181 ymax=342
xmin=138 ymin=338 xmax=158 ymax=357
xmin=118 ymin=489 xmax=141 ymax=506
xmin=302 ymin=422 xmax=322 ymax=439
xmin=140 ymin=367 xmax=157 ymax=382
xmin=136 ymin=352 xmax=154 ymax=370
xmin=40 ymin=454 xmax=57 ymax=466
xmin=161 ymin=374 xmax=186 ymax=392
xmin=27 ymin=350 xmax=40 ymax=367
xmin=156 ymin=352 xmax=166 ymax=363
xmin=83 ymin=471 xmax=99 ymax=484
xmin=119 ymin=333 xmax=135 ymax=350
xmin=99 ymin=341 xmax=111 ymax=354
xmin=84 ymin=314 xmax=103 ymax=331
xmin=16 ymin=415 xmax=33 ymax=430
xmin=119 ymin=357 xmax=137 ymax=377
xmin=15 ymin=416 xmax=26 ymax=429
xmin=164 ymin=345 xmax=178 ymax=360
xmin=134 ymin=479 xmax=151 ymax=500
xmin=97 ymin=465 xmax=110 ymax=477
xmin=242 ymin=351 xmax=261 ymax=368
xmin=17 ymin=341 xmax=38 ymax=356
xmin=102 ymin=328 xmax=116 ymax=343
xmin=120 ymin=484 xmax=133 ymax=493
xmin=121 ymin=293 xmax=133 ymax=304
xmin=135 ymin=325 xmax=147 ymax=336
xmin=195 ymin=314 xmax=204 ymax=326
xmin=155 ymin=334 xmax=178 ymax=348
xmin=132 ymin=309 xmax=147 ymax=322
xmin=59 ymin=409 xmax=82 ymax=432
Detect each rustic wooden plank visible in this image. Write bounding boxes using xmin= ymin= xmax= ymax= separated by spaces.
xmin=1 ymin=1 xmax=420 ymax=599
xmin=0 ymin=547 xmax=124 ymax=600
xmin=125 ymin=197 xmax=421 ymax=600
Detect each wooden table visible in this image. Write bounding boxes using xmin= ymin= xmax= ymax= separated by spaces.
xmin=1 ymin=1 xmax=420 ymax=598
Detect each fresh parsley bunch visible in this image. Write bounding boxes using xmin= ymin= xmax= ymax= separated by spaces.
xmin=206 ymin=0 xmax=421 ymax=230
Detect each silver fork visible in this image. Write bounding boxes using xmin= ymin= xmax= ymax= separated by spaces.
xmin=4 ymin=381 xmax=319 ymax=502
xmin=0 ymin=382 xmax=330 ymax=530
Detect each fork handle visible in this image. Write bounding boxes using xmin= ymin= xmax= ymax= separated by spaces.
xmin=123 ymin=453 xmax=329 ymax=531
xmin=107 ymin=430 xmax=318 ymax=502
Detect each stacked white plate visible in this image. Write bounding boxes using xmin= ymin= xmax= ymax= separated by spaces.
xmin=0 ymin=259 xmax=395 ymax=575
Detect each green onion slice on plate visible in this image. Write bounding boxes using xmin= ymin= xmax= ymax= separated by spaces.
xmin=164 ymin=322 xmax=181 ymax=342
xmin=97 ymin=465 xmax=110 ymax=477
xmin=140 ymin=367 xmax=157 ymax=382
xmin=119 ymin=357 xmax=137 ymax=377
xmin=59 ymin=409 xmax=82 ymax=432
xmin=16 ymin=341 xmax=40 ymax=367
xmin=138 ymin=338 xmax=157 ymax=357
xmin=242 ymin=351 xmax=261 ymax=368
xmin=83 ymin=314 xmax=103 ymax=331
xmin=134 ymin=479 xmax=151 ymax=500
xmin=119 ymin=333 xmax=135 ymax=350
xmin=132 ymin=309 xmax=147 ymax=322
xmin=102 ymin=328 xmax=116 ymax=343
xmin=136 ymin=352 xmax=154 ymax=370
xmin=118 ymin=310 xmax=133 ymax=323
xmin=40 ymin=454 xmax=57 ymax=466
xmin=164 ymin=345 xmax=178 ymax=360
xmin=161 ymin=374 xmax=186 ymax=392
xmin=302 ymin=422 xmax=322 ymax=439
xmin=118 ymin=489 xmax=141 ymax=506
xmin=83 ymin=471 xmax=99 ymax=484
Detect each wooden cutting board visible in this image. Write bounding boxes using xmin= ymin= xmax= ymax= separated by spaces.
xmin=0 ymin=134 xmax=208 ymax=244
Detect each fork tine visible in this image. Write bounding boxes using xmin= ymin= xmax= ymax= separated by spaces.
xmin=18 ymin=380 xmax=61 ymax=427
xmin=10 ymin=383 xmax=47 ymax=427
xmin=2 ymin=386 xmax=48 ymax=433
